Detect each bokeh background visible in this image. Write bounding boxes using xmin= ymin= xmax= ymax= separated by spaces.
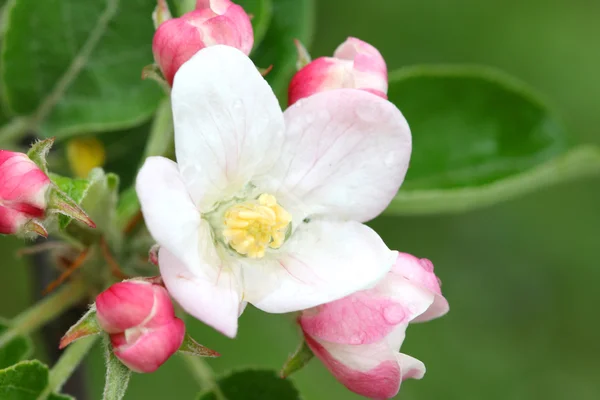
xmin=1 ymin=0 xmax=599 ymax=399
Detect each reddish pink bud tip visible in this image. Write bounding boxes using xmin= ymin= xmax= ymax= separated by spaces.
xmin=0 ymin=150 xmax=52 ymax=236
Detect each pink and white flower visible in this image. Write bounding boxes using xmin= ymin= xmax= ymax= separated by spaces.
xmin=0 ymin=150 xmax=51 ymax=236
xmin=96 ymin=280 xmax=186 ymax=373
xmin=289 ymin=37 xmax=388 ymax=105
xmin=136 ymin=45 xmax=412 ymax=338
xmin=152 ymin=0 xmax=253 ymax=85
xmin=299 ymin=252 xmax=449 ymax=399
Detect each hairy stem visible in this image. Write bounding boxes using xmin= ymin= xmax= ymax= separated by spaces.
xmin=38 ymin=335 xmax=99 ymax=400
xmin=0 ymin=279 xmax=87 ymax=347
xmin=183 ymin=355 xmax=226 ymax=400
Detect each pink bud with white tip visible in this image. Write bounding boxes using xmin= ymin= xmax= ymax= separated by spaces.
xmin=289 ymin=37 xmax=388 ymax=105
xmin=96 ymin=280 xmax=185 ymax=373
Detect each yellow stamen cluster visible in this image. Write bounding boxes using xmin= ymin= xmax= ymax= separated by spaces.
xmin=222 ymin=194 xmax=292 ymax=258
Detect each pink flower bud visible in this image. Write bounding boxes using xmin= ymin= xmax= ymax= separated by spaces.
xmin=96 ymin=280 xmax=185 ymax=373
xmin=298 ymin=252 xmax=448 ymax=399
xmin=0 ymin=150 xmax=51 ymax=235
xmin=288 ymin=37 xmax=388 ymax=105
xmin=152 ymin=0 xmax=253 ymax=85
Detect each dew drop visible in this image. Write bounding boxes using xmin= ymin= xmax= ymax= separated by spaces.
xmin=232 ymin=99 xmax=243 ymax=109
xmin=383 ymin=304 xmax=406 ymax=325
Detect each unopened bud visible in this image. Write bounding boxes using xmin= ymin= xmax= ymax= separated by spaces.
xmin=288 ymin=37 xmax=388 ymax=105
xmin=0 ymin=150 xmax=52 ymax=236
xmin=152 ymin=0 xmax=253 ymax=85
xmin=96 ymin=280 xmax=185 ymax=373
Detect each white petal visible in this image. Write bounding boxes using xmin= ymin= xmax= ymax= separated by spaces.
xmin=136 ymin=156 xmax=202 ymax=270
xmin=397 ymin=353 xmax=426 ymax=381
xmin=260 ymin=89 xmax=410 ymax=222
xmin=159 ymin=248 xmax=242 ymax=338
xmin=243 ymin=219 xmax=395 ymax=313
xmin=171 ymin=45 xmax=285 ymax=211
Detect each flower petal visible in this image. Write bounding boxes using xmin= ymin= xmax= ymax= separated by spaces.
xmin=299 ymin=271 xmax=433 ymax=345
xmin=261 ymin=89 xmax=410 ymax=222
xmin=305 ymin=334 xmax=401 ymax=399
xmin=243 ymin=220 xmax=395 ymax=313
xmin=159 ymin=248 xmax=242 ymax=338
xmin=393 ymin=252 xmax=449 ymax=322
xmin=397 ymin=353 xmax=426 ymax=381
xmin=171 ymin=45 xmax=284 ymax=211
xmin=136 ymin=156 xmax=202 ymax=271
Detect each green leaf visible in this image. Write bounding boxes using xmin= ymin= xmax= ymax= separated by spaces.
xmin=198 ymin=369 xmax=301 ymax=400
xmin=50 ymin=168 xmax=120 ymax=238
xmin=50 ymin=174 xmax=96 ymax=230
xmin=59 ymin=307 xmax=101 ymax=350
xmin=78 ymin=169 xmax=120 ymax=235
xmin=251 ymin=0 xmax=315 ymax=99
xmin=0 ymin=360 xmax=48 ymax=400
xmin=178 ymin=334 xmax=220 ymax=358
xmin=0 ymin=320 xmax=32 ymax=370
xmin=26 ymin=138 xmax=55 ymax=175
xmin=0 ymin=360 xmax=70 ymax=400
xmin=385 ymin=65 xmax=600 ymax=214
xmin=115 ymin=186 xmax=140 ymax=232
xmin=102 ymin=339 xmax=131 ymax=400
xmin=237 ymin=0 xmax=273 ymax=51
xmin=1 ymin=0 xmax=163 ymax=138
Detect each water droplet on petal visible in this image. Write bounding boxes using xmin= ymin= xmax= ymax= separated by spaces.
xmin=383 ymin=303 xmax=406 ymax=325
xmin=232 ymin=99 xmax=243 ymax=109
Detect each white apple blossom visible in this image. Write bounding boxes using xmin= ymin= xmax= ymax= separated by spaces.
xmin=136 ymin=45 xmax=412 ymax=337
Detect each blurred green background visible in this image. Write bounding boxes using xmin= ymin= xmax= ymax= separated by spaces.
xmin=2 ymin=0 xmax=599 ymax=398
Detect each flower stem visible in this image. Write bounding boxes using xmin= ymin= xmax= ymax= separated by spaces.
xmin=182 ymin=355 xmax=226 ymax=400
xmin=38 ymin=335 xmax=99 ymax=400
xmin=0 ymin=279 xmax=87 ymax=348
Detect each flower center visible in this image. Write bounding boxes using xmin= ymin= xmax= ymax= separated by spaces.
xmin=222 ymin=193 xmax=291 ymax=259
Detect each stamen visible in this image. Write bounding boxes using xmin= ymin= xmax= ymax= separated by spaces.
xmin=222 ymin=194 xmax=291 ymax=258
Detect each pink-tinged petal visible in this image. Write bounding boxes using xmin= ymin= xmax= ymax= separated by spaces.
xmin=299 ymin=255 xmax=434 ymax=345
xmin=96 ymin=281 xmax=178 ymax=334
xmin=199 ymin=15 xmax=242 ymax=49
xmin=0 ymin=207 xmax=27 ymax=234
xmin=171 ymin=45 xmax=284 ymax=212
xmin=159 ymin=248 xmax=242 ymax=338
xmin=299 ymin=292 xmax=406 ymax=346
xmin=111 ymin=318 xmax=185 ymax=373
xmin=305 ymin=335 xmax=401 ymax=400
xmin=136 ymin=156 xmax=203 ymax=273
xmin=244 ymin=220 xmax=395 ymax=313
xmin=0 ymin=151 xmax=51 ymax=234
xmin=152 ymin=18 xmax=204 ymax=86
xmin=153 ymin=1 xmax=253 ymax=86
xmin=397 ymin=353 xmax=426 ymax=381
xmin=221 ymin=3 xmax=254 ymax=54
xmin=196 ymin=0 xmax=231 ymax=14
xmin=264 ymin=89 xmax=410 ymax=223
xmin=334 ymin=37 xmax=388 ymax=96
xmin=288 ymin=58 xmax=351 ymax=105
xmin=96 ymin=281 xmax=155 ymax=333
xmin=393 ymin=253 xmax=449 ymax=322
